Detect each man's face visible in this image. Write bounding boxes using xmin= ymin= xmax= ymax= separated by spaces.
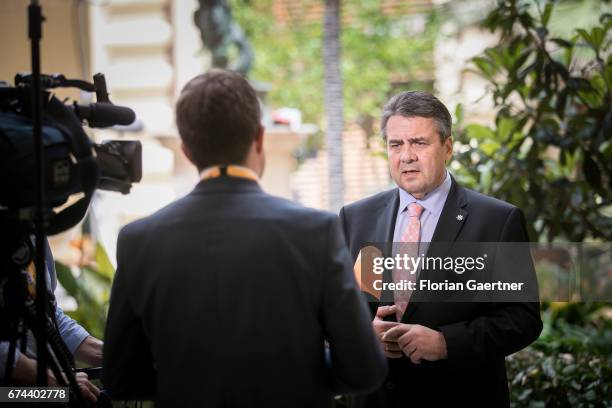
xmin=386 ymin=115 xmax=452 ymax=199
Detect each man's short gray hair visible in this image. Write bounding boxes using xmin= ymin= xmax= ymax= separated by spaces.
xmin=380 ymin=91 xmax=452 ymax=142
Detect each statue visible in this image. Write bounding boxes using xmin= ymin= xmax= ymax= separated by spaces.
xmin=194 ymin=0 xmax=254 ymax=77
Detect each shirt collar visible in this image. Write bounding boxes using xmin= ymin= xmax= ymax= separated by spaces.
xmin=398 ymin=170 xmax=452 ymax=216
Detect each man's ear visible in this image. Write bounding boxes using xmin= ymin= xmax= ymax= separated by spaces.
xmin=181 ymin=143 xmax=195 ymax=165
xmin=444 ymin=136 xmax=453 ymax=162
xmin=255 ymin=125 xmax=265 ymax=153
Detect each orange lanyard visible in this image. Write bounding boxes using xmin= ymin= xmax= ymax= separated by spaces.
xmin=200 ymin=165 xmax=259 ymax=182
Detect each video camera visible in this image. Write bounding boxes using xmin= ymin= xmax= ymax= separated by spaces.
xmin=0 ymin=72 xmax=141 ymax=234
xmin=0 ymin=71 xmax=141 ymax=406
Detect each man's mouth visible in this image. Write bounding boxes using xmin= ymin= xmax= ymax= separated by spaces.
xmin=401 ymin=170 xmax=419 ymax=174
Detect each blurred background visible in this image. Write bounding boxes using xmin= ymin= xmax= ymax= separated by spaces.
xmin=1 ymin=0 xmax=610 ymax=405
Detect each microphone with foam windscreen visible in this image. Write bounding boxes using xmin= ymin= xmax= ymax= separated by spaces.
xmin=73 ymin=102 xmax=135 ymax=128
xmin=354 ymin=246 xmax=383 ymax=318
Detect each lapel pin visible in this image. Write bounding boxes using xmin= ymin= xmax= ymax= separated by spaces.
xmin=456 ymin=214 xmax=464 ymax=221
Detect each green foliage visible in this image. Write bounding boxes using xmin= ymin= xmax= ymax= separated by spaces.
xmin=55 ymin=242 xmax=114 ymax=339
xmin=507 ymin=348 xmax=611 ymax=407
xmin=233 ymin=0 xmax=438 ymax=134
xmin=507 ymin=303 xmax=612 ymax=407
xmin=233 ymin=0 xmax=323 ymax=123
xmin=454 ymin=3 xmax=612 ymax=403
xmin=453 ymin=0 xmax=612 ymax=242
xmin=538 ymin=302 xmax=612 ymax=353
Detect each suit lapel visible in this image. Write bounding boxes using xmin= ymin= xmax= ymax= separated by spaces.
xmin=374 ymin=190 xmax=399 ymax=307
xmin=429 ymin=175 xmax=469 ymax=245
xmin=375 ymin=189 xmax=400 ymax=251
xmin=402 ymin=176 xmax=469 ymax=322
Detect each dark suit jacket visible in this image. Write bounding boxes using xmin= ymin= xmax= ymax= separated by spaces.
xmin=102 ymin=176 xmax=387 ymax=407
xmin=339 ymin=177 xmax=542 ymax=407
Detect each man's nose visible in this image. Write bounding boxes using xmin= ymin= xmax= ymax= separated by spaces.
xmin=399 ymin=144 xmax=417 ymax=163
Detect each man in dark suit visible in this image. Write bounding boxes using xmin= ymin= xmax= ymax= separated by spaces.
xmin=340 ymin=91 xmax=542 ymax=407
xmin=102 ymin=70 xmax=387 ymax=407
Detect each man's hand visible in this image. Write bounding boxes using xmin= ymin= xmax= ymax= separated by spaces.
xmin=11 ymin=345 xmax=101 ymax=403
xmin=74 ymin=336 xmax=103 ymax=366
xmin=382 ymin=324 xmax=448 ymax=364
xmin=49 ymin=370 xmax=100 ymax=403
xmin=373 ymin=306 xmax=402 ymax=358
xmin=75 ymin=372 xmax=100 ymax=403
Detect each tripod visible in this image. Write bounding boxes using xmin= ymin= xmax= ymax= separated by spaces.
xmin=0 ymin=228 xmax=89 ymax=407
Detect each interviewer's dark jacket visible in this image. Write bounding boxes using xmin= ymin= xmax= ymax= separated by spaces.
xmin=103 ymin=175 xmax=387 ymax=407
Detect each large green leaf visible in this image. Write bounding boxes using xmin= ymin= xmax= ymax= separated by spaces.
xmin=498 ymin=117 xmax=517 ymax=142
xmin=542 ymin=3 xmax=553 ymax=27
xmin=54 ymin=261 xmax=78 ymax=297
xmin=94 ymin=242 xmax=115 ymax=281
xmin=465 ymin=124 xmax=495 ymax=141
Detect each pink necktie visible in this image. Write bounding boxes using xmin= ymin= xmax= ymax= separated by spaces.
xmin=394 ymin=202 xmax=424 ymax=320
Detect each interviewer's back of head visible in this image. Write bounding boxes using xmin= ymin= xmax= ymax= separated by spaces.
xmin=176 ymin=69 xmax=262 ymax=171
